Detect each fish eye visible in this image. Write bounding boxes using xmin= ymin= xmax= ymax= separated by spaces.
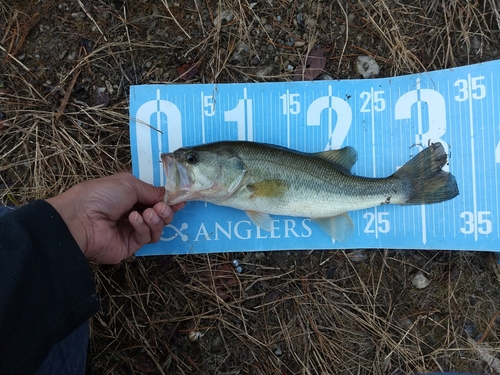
xmin=185 ymin=152 xmax=199 ymax=164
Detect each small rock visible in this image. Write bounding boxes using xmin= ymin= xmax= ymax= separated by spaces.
xmin=250 ymin=55 xmax=261 ymax=66
xmin=214 ymin=10 xmax=234 ymax=26
xmin=273 ymin=345 xmax=283 ymax=356
xmin=412 ymin=271 xmax=431 ymax=289
xmin=356 ymin=56 xmax=380 ymax=78
xmin=105 ymin=80 xmax=114 ymax=95
xmin=188 ymin=331 xmax=204 ymax=342
xmin=100 ymin=10 xmax=111 ymax=19
xmin=254 ymin=252 xmax=266 ymax=259
xmin=71 ymin=12 xmax=85 ymax=19
xmin=470 ymin=36 xmax=481 ymax=54
xmin=211 ymin=333 xmax=224 ymax=353
xmin=346 ymin=249 xmax=367 ymax=263
xmin=255 ymin=64 xmax=274 ymax=77
xmin=464 ymin=320 xmax=476 ymax=336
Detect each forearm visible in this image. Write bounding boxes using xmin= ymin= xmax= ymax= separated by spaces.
xmin=0 ymin=200 xmax=100 ymax=374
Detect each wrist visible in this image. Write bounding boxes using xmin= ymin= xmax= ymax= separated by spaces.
xmin=46 ymin=191 xmax=89 ymax=257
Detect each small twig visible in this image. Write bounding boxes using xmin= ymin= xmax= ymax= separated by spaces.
xmin=77 ymin=0 xmax=108 ymax=42
xmin=1 ymin=9 xmax=18 ymax=44
xmin=55 ymin=70 xmax=80 ymax=120
xmin=160 ymin=0 xmax=192 ymax=39
xmin=478 ymin=310 xmax=500 ymax=344
xmin=0 ymin=44 xmax=30 ymax=72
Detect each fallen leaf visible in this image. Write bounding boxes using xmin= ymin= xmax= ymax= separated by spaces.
xmin=0 ymin=88 xmax=13 ymax=97
xmin=132 ymin=355 xmax=157 ymax=373
xmin=177 ymin=62 xmax=200 ymax=80
xmin=96 ymin=90 xmax=110 ymax=107
xmin=160 ymin=256 xmax=176 ymax=273
xmin=214 ymin=263 xmax=239 ymax=301
xmin=265 ymin=290 xmax=280 ymax=303
xmin=79 ymin=38 xmax=93 ymax=54
xmin=293 ymin=47 xmax=326 ymax=81
xmin=216 ymin=287 xmax=232 ymax=301
xmin=163 ymin=325 xmax=183 ymax=345
xmin=216 ymin=263 xmax=239 ymax=287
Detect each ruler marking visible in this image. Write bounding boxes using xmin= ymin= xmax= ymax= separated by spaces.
xmin=286 ymin=89 xmax=290 ymax=147
xmin=467 ymin=73 xmax=478 ymax=241
xmin=415 ymin=79 xmax=427 ymax=244
xmin=200 ymin=92 xmax=205 ymax=144
xmin=156 ymin=89 xmax=164 ymax=185
xmin=492 ymin=72 xmax=500 ymax=237
xmin=369 ymin=87 xmax=379 ymax=238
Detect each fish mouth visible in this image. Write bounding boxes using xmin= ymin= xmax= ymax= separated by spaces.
xmin=161 ymin=153 xmax=192 ymax=205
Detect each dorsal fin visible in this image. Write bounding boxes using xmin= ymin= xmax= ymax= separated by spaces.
xmin=314 ymin=146 xmax=358 ymax=171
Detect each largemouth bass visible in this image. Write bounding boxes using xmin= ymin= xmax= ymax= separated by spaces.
xmin=161 ymin=141 xmax=458 ymax=241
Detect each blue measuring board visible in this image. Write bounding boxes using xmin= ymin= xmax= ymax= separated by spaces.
xmin=130 ymin=60 xmax=500 ymax=255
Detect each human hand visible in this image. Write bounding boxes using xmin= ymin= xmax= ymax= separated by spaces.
xmin=47 ymin=173 xmax=184 ymax=264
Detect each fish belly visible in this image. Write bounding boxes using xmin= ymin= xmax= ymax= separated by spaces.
xmin=216 ymin=174 xmax=406 ymax=218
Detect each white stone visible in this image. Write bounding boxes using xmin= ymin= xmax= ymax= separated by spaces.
xmin=412 ymin=271 xmax=431 ymax=289
xmin=356 ymin=55 xmax=380 ymax=78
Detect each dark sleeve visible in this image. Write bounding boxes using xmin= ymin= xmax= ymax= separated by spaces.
xmin=0 ymin=200 xmax=100 ymax=375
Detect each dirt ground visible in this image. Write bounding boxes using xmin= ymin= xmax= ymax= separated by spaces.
xmin=1 ymin=0 xmax=500 ymax=374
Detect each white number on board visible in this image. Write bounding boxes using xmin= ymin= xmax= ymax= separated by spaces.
xmin=203 ymin=94 xmax=215 ymax=116
xmin=224 ymin=88 xmax=253 ymax=140
xmin=454 ymin=76 xmax=486 ymax=102
xmin=360 ymin=90 xmax=386 ymax=113
xmin=460 ymin=211 xmax=492 ymax=235
xmin=363 ymin=211 xmax=390 ymax=234
xmin=280 ymin=92 xmax=301 ymax=115
xmin=306 ymin=85 xmax=352 ymax=150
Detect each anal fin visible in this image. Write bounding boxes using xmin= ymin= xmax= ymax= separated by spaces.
xmin=246 ymin=210 xmax=273 ymax=231
xmin=313 ymin=213 xmax=354 ymax=242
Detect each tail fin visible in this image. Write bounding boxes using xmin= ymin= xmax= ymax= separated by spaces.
xmin=395 ymin=143 xmax=459 ymax=204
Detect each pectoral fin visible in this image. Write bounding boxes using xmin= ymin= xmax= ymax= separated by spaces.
xmin=247 ymin=180 xmax=288 ymax=199
xmin=246 ymin=210 xmax=273 ymax=231
xmin=313 ymin=213 xmax=354 ymax=242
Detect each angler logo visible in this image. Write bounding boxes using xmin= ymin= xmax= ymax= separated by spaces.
xmin=161 ymin=219 xmax=313 ymax=243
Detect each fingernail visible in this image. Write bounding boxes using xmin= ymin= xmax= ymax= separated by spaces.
xmin=135 ymin=212 xmax=143 ymax=223
xmin=148 ymin=210 xmax=161 ymax=224
xmin=159 ymin=202 xmax=170 ymax=218
xmin=159 ymin=202 xmax=166 ymax=215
